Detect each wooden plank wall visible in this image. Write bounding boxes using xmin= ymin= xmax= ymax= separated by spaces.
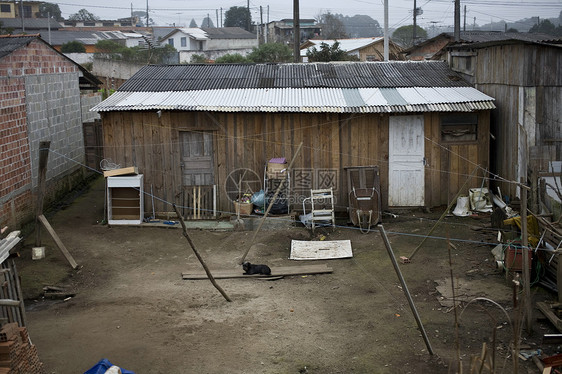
xmin=472 ymin=43 xmax=561 ymax=197
xmin=101 ymin=109 xmax=490 ymax=216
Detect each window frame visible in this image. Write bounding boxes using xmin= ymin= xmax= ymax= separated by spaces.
xmin=440 ymin=113 xmax=479 ymax=144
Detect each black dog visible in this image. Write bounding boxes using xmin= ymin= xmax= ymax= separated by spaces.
xmin=242 ymin=261 xmax=271 ymax=275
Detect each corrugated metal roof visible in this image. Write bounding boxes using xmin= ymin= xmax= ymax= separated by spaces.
xmin=0 ymin=35 xmax=34 ymax=59
xmin=301 ymin=37 xmax=384 ymax=56
xmin=92 ymin=87 xmax=495 ymax=113
xmin=118 ymin=61 xmax=471 ymax=92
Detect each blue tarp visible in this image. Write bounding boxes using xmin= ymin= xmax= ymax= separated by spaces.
xmin=84 ymin=359 xmax=135 ymax=374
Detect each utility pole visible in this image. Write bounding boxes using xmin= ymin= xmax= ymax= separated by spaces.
xmin=260 ymin=6 xmax=263 ymax=44
xmin=413 ymin=0 xmax=417 ymax=46
xmin=384 ymin=0 xmax=389 ymax=61
xmin=220 ymin=8 xmax=222 ymax=27
xmin=473 ymin=17 xmax=476 ymax=30
xmin=216 ymin=9 xmax=219 ymax=28
xmin=454 ymin=0 xmax=460 ymax=41
xmin=146 ymin=0 xmax=149 ymax=27
xmin=266 ymin=5 xmax=269 ymax=43
xmin=293 ymin=0 xmax=300 ymax=63
xmin=463 ymin=5 xmax=466 ymax=32
xmin=247 ymin=0 xmax=250 ymax=31
xmin=19 ymin=0 xmax=24 ymax=32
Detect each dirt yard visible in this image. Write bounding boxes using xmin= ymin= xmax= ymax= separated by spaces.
xmin=13 ymin=176 xmax=558 ymax=373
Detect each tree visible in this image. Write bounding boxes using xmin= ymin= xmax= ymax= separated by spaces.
xmin=189 ymin=19 xmax=198 ymax=28
xmin=190 ymin=54 xmax=207 ymax=63
xmin=215 ymin=53 xmax=251 ymax=63
xmin=224 ymin=6 xmax=251 ymax=31
xmin=201 ymin=16 xmax=214 ymax=28
xmin=61 ymin=41 xmax=86 ymax=53
xmin=95 ymin=40 xmax=123 ymax=53
xmin=95 ymin=40 xmax=177 ymax=64
xmin=247 ymin=43 xmax=292 ymax=63
xmin=392 ymin=25 xmax=428 ymax=48
xmin=316 ymin=12 xmax=347 ymax=39
xmin=305 ymin=41 xmax=359 ymax=62
xmin=37 ymin=2 xmax=63 ymax=21
xmin=132 ymin=11 xmax=152 ymax=27
xmin=68 ymin=9 xmax=99 ymax=21
xmin=529 ymin=19 xmax=558 ymax=36
xmin=342 ymin=15 xmax=382 ymax=37
xmin=0 ymin=21 xmax=14 ymax=35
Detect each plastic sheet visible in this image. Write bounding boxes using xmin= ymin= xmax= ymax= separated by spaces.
xmin=83 ymin=359 xmax=135 ymax=374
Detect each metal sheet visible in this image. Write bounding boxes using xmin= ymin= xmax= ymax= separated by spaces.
xmin=91 ymin=87 xmax=495 ymax=113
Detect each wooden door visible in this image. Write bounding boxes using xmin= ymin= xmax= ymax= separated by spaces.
xmin=388 ymin=115 xmax=425 ymax=206
xmin=180 ymin=131 xmax=215 ymax=186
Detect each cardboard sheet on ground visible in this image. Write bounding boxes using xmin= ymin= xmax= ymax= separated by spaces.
xmin=290 ymin=240 xmax=353 ymax=260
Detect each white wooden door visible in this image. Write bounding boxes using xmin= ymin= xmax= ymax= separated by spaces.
xmin=388 ymin=115 xmax=425 ymax=206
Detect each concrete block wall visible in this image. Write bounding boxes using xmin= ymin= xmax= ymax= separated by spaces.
xmin=0 ymin=38 xmax=90 ymax=228
xmin=25 ymin=73 xmax=85 ymax=188
xmin=80 ymin=92 xmax=102 ymax=123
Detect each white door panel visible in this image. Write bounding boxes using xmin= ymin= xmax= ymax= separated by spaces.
xmin=389 ymin=115 xmax=425 ymax=206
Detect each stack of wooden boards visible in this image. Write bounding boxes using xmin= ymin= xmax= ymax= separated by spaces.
xmin=0 ymin=323 xmax=42 ymax=373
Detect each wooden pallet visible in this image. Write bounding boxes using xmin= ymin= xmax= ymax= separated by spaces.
xmin=182 ymin=264 xmax=333 ymax=280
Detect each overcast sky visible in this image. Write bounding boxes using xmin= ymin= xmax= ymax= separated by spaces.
xmin=57 ymin=0 xmax=561 ymax=31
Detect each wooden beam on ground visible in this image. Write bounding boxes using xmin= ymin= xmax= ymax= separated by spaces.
xmin=37 ymin=215 xmax=78 ymax=269
xmin=537 ymin=301 xmax=562 ymax=332
xmin=182 ymin=264 xmax=333 ymax=280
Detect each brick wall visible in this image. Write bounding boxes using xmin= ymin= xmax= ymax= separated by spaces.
xmin=0 ymin=40 xmax=80 ymax=77
xmin=0 ymin=38 xmax=91 ymax=228
xmin=0 ymin=76 xmax=32 ymax=228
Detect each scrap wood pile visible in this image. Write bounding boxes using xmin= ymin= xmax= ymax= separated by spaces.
xmin=0 ymin=322 xmax=43 ymax=374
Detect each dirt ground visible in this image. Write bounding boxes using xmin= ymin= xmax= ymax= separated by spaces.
xmin=13 ymin=176 xmax=560 ymax=373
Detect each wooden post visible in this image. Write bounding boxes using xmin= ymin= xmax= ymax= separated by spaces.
xmin=173 ymin=204 xmax=232 ymax=302
xmin=521 ymin=178 xmax=532 ymax=333
xmin=379 ymin=225 xmax=434 ymax=355
xmin=240 ymin=142 xmax=303 ymax=264
xmin=35 ymin=141 xmax=50 ymax=247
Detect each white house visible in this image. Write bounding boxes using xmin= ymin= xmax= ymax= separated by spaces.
xmin=161 ymin=27 xmax=258 ymax=62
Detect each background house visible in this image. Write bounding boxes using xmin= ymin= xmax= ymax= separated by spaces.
xmin=447 ymin=37 xmax=562 ymax=204
xmin=0 ymin=34 xmax=101 ymax=228
xmin=266 ymin=19 xmax=321 ymax=45
xmin=161 ymin=27 xmax=257 ymax=63
xmin=404 ymin=31 xmax=558 ymax=61
xmin=92 ymin=61 xmax=494 ymax=218
xmin=0 ymin=0 xmax=40 ymax=19
xmin=300 ymin=37 xmax=404 ymax=61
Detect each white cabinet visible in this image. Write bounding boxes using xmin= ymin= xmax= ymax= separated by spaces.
xmin=107 ymin=175 xmax=144 ymax=225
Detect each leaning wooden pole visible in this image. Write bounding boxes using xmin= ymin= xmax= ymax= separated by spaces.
xmin=35 ymin=141 xmax=50 ymax=247
xmin=240 ymin=142 xmax=303 ymax=264
xmin=173 ymin=204 xmax=232 ymax=302
xmin=379 ymin=225 xmax=434 ymax=355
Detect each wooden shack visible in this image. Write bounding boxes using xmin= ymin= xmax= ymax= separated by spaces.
xmin=448 ymin=37 xmax=562 ymax=199
xmin=92 ymin=61 xmax=495 ymax=218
